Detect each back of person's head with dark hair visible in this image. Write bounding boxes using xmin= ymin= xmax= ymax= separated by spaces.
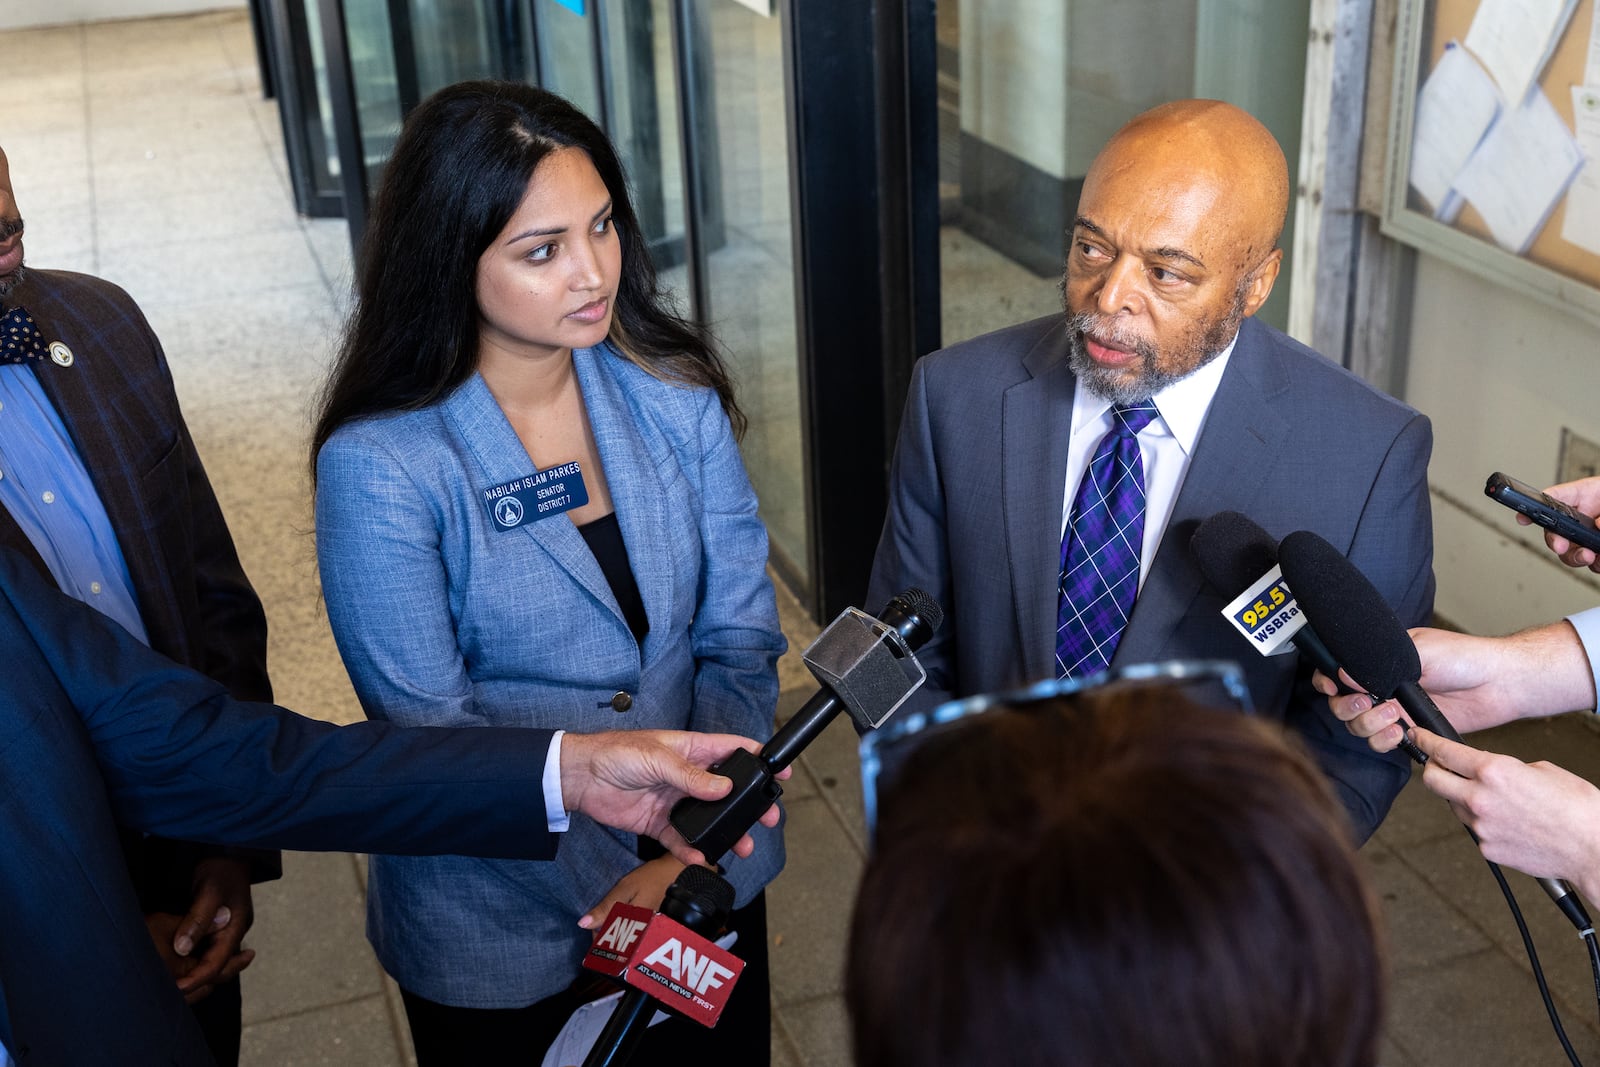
xmin=311 ymin=80 xmax=739 ymax=476
xmin=847 ymin=687 xmax=1384 ymax=1067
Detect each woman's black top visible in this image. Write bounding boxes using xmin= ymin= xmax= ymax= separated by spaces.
xmin=577 ymin=511 xmax=649 ymax=644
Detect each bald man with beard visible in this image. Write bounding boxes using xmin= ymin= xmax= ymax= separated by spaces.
xmin=866 ymin=100 xmax=1434 ymax=841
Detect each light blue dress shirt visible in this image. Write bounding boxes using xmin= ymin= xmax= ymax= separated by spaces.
xmin=1566 ymin=606 xmax=1600 ymax=705
xmin=0 ymin=364 xmax=148 ymax=644
xmin=545 ymin=731 xmax=569 ymax=831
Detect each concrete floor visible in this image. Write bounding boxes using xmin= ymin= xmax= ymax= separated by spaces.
xmin=8 ymin=8 xmax=1600 ymax=1066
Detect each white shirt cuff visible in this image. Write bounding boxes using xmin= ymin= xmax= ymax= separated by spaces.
xmin=1566 ymin=607 xmax=1600 ymax=711
xmin=544 ymin=730 xmax=571 ymax=832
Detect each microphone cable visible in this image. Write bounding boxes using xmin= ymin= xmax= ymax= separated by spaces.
xmin=1475 ymin=835 xmax=1587 ymax=1067
xmin=1585 ymin=920 xmax=1600 ymax=1036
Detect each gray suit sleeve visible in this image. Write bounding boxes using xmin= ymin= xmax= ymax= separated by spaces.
xmin=867 ymin=358 xmax=958 ymax=714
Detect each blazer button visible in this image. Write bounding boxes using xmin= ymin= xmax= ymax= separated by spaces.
xmin=610 ymin=691 xmax=633 ymax=712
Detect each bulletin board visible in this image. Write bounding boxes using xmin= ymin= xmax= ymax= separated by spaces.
xmin=1382 ymin=0 xmax=1600 ymax=322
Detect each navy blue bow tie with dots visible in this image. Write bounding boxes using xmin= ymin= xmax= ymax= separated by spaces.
xmin=0 ymin=305 xmax=47 ymax=365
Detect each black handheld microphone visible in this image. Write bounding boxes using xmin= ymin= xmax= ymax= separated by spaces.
xmin=582 ymin=866 xmax=736 ymax=1067
xmin=1277 ymin=530 xmax=1457 ymax=741
xmin=668 ymin=589 xmax=944 ymax=864
xmin=1190 ymin=512 xmax=1427 ymax=765
xmin=1278 ymin=529 xmax=1592 ymax=932
xmin=1190 ymin=511 xmax=1350 ymax=682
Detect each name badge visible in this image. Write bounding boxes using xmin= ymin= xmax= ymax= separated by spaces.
xmin=481 ymin=462 xmax=590 ymax=531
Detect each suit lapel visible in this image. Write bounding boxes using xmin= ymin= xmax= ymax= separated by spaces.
xmin=32 ymin=346 xmax=125 ymax=513
xmin=573 ymin=346 xmax=673 ymax=659
xmin=1115 ymin=318 xmax=1292 ymax=664
xmin=14 ymin=285 xmax=120 ymax=497
xmin=1003 ymin=324 xmax=1077 ymax=683
xmin=443 ymin=370 xmax=619 ymax=621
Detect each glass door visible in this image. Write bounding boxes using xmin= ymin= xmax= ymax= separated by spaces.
xmin=680 ymin=0 xmax=806 ymax=584
xmin=261 ymin=0 xmax=343 ymax=217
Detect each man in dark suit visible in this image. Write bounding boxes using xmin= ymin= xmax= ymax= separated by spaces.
xmin=866 ymin=100 xmax=1433 ymax=841
xmin=0 ymin=545 xmax=780 ymax=1066
xmin=0 ymin=143 xmax=274 ymax=1059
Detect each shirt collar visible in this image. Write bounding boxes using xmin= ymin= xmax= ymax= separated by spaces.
xmin=1069 ymin=329 xmax=1240 ymax=455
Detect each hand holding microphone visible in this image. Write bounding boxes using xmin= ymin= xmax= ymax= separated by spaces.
xmin=1276 ymin=530 xmax=1458 ymax=742
xmin=558 ymin=729 xmax=789 ymax=867
xmin=1409 ymin=729 xmax=1600 ymax=909
xmin=582 ymin=590 xmax=943 ymax=1067
xmin=581 ymin=865 xmax=741 ymax=1067
xmin=1321 ymin=656 xmax=1600 ymax=905
xmin=1189 ymin=512 xmax=1435 ymax=764
xmin=1312 ymin=626 xmax=1557 ymax=752
xmin=1278 ymin=530 xmax=1593 ymax=931
xmin=669 ymin=588 xmax=942 ymax=865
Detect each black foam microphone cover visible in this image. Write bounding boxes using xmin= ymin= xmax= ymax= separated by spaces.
xmin=1191 ymin=512 xmax=1351 ymax=686
xmin=1190 ymin=510 xmax=1279 ymax=592
xmin=1277 ymin=529 xmax=1421 ymax=700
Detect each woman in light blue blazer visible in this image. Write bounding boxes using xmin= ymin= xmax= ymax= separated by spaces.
xmin=310 ymin=82 xmax=786 ymax=1064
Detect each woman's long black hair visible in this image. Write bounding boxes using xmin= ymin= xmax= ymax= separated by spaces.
xmin=311 ymin=80 xmax=741 ymax=479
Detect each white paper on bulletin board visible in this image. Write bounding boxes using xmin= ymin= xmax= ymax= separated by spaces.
xmin=1564 ymin=85 xmax=1600 ymax=255
xmin=1381 ymin=0 xmax=1600 ymax=325
xmin=1464 ymin=0 xmax=1579 ymax=102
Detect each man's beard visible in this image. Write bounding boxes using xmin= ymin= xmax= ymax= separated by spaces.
xmin=0 ymin=215 xmax=24 ymax=299
xmin=1064 ymin=283 xmax=1248 ymax=404
xmin=0 ymin=263 xmax=26 ymax=299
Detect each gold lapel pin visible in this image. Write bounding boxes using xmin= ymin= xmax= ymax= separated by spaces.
xmin=48 ymin=341 xmax=73 ymax=367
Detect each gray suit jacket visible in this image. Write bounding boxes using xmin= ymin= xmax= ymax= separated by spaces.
xmin=867 ymin=314 xmax=1434 ymax=840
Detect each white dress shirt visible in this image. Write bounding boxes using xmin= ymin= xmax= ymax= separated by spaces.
xmin=1060 ymin=335 xmax=1239 ymax=588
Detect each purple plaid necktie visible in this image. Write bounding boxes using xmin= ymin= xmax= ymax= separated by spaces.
xmin=1055 ymin=400 xmax=1158 ymax=678
xmin=0 ymin=305 xmax=46 ymax=365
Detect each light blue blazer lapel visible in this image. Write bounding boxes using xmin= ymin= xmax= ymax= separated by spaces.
xmin=573 ymin=344 xmax=675 ymax=661
xmin=442 ymin=371 xmax=619 ymax=620
xmin=1115 ymin=319 xmax=1292 ymax=664
xmin=1003 ymin=324 xmax=1078 ymax=684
